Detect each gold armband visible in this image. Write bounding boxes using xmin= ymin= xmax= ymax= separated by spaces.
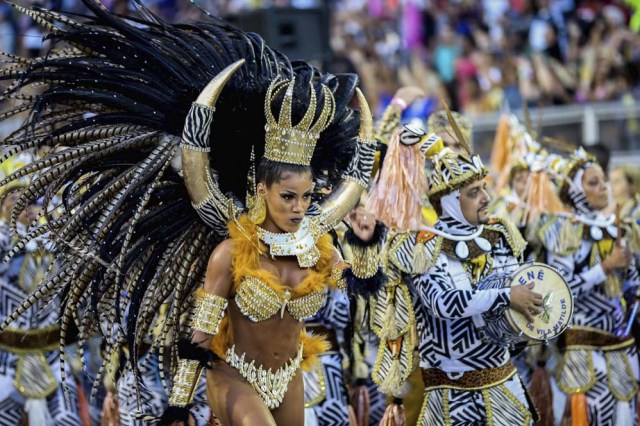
xmin=331 ymin=262 xmax=349 ymax=291
xmin=191 ymin=289 xmax=227 ymax=335
xmin=168 ymin=359 xmax=203 ymax=407
xmin=349 ymin=245 xmax=380 ymax=279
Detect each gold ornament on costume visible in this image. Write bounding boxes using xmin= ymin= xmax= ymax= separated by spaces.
xmin=248 ymin=193 xmax=266 ymax=224
xmin=191 ymin=289 xmax=228 ymax=335
xmin=264 ymin=77 xmax=336 ymax=166
xmin=225 ymin=344 xmax=304 ymax=409
xmin=168 ymin=359 xmax=203 ymax=407
xmin=256 ymin=216 xmax=323 ymax=267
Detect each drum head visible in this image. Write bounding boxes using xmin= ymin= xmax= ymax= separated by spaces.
xmin=507 ymin=263 xmax=573 ymax=341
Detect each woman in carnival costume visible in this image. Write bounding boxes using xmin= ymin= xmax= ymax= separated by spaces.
xmin=540 ymin=148 xmax=640 ymax=425
xmin=0 ymin=1 xmax=384 ymax=424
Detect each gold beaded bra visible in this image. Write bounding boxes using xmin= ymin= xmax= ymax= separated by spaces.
xmin=235 ymin=276 xmax=328 ymax=322
xmin=228 ymin=215 xmax=337 ymax=323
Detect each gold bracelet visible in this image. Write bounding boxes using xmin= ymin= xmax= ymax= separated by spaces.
xmin=191 ymin=289 xmax=227 ymax=335
xmin=349 ymin=245 xmax=380 ymax=279
xmin=168 ymin=359 xmax=203 ymax=407
xmin=331 ymin=262 xmax=348 ymax=291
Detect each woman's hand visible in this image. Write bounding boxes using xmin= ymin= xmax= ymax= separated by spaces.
xmin=349 ymin=206 xmax=377 ymax=243
xmin=191 ymin=330 xmax=213 ymax=350
xmin=602 ymin=242 xmax=631 ymax=272
xmin=510 ymin=283 xmax=543 ymax=323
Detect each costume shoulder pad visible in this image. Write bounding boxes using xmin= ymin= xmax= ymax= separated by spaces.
xmin=537 ymin=213 xmax=583 ymax=256
xmin=484 ymin=216 xmax=527 ymax=258
xmin=387 ymin=230 xmax=439 ymax=275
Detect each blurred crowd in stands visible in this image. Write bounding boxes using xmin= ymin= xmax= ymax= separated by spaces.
xmin=1 ymin=0 xmax=640 ymax=115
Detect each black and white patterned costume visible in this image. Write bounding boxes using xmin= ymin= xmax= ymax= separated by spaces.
xmin=540 ymin=161 xmax=640 ymax=425
xmin=365 ymin=128 xmax=536 ymax=425
xmin=0 ymin=222 xmax=81 ymax=426
xmin=373 ymin=193 xmax=535 ymax=424
xmin=403 ymin=217 xmax=533 ymax=425
xmin=303 ymin=289 xmax=351 ymax=426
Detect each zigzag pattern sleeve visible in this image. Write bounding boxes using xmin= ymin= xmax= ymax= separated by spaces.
xmin=412 ymin=265 xmax=510 ymax=319
xmin=317 ymin=289 xmax=350 ymax=330
xmin=546 ymin=247 xmax=606 ymax=298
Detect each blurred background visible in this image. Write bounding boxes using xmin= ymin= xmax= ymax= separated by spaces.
xmin=1 ymin=0 xmax=640 ymax=164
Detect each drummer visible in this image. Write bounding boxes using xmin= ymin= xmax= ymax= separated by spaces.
xmin=540 ymin=148 xmax=640 ymax=424
xmin=369 ymin=124 xmax=542 ymax=425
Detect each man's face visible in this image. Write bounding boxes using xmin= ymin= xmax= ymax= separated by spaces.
xmin=459 ymin=179 xmax=491 ymax=226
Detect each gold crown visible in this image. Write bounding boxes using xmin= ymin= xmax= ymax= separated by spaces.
xmin=264 ymin=78 xmax=336 ymax=166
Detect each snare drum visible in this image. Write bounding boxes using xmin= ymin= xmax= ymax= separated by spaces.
xmin=476 ymin=263 xmax=573 ymax=347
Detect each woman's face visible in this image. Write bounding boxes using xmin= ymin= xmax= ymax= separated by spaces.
xmin=582 ymin=164 xmax=609 ymax=211
xmin=610 ymin=168 xmax=631 ymax=204
xmin=260 ymin=171 xmax=314 ymax=233
xmin=511 ymin=169 xmax=529 ymax=199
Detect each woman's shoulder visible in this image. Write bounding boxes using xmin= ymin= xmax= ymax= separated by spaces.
xmin=208 ymin=239 xmax=236 ymax=267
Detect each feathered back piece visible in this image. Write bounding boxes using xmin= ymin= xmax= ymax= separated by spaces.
xmin=0 ymin=0 xmax=359 ymax=397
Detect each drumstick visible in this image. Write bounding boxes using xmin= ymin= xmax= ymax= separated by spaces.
xmin=615 ymin=203 xmax=622 ymax=246
xmin=622 ymin=301 xmax=639 ymax=338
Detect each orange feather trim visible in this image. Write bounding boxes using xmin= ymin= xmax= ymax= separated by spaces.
xmin=209 ymin=215 xmax=335 ymax=359
xmin=228 ymin=215 xmax=336 ymax=296
xmin=300 ymin=332 xmax=330 ymax=371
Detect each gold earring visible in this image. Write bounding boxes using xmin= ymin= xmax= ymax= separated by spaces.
xmin=248 ymin=193 xmax=266 ymax=224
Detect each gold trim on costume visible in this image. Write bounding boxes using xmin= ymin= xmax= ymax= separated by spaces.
xmin=605 ymin=350 xmax=639 ymax=401
xmin=264 ymin=78 xmax=336 ymax=166
xmin=0 ymin=324 xmax=60 ymax=353
xmin=330 ymin=262 xmax=348 ymax=291
xmin=349 ymin=244 xmax=380 ymax=279
xmin=191 ymin=289 xmax=227 ymax=335
xmin=496 ymin=383 xmax=532 ymax=426
xmin=168 ymin=359 xmax=203 ymax=407
xmin=256 ymin=216 xmax=322 ymax=268
xmin=225 ymin=344 xmax=304 ymax=409
xmin=303 ymin=360 xmax=327 ymax=408
xmin=482 ymin=388 xmax=493 ymax=424
xmin=14 ymin=353 xmax=58 ymax=399
xmin=555 ymin=349 xmax=597 ymax=394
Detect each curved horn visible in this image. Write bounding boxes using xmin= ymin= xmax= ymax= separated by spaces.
xmin=318 ymin=88 xmax=376 ymax=230
xmin=182 ymin=59 xmax=245 ymax=209
xmin=356 ymin=88 xmax=375 ymax=141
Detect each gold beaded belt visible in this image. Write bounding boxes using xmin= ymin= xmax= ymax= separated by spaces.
xmin=306 ymin=323 xmax=339 ymax=352
xmin=225 ymin=344 xmax=304 ymax=409
xmin=559 ymin=326 xmax=634 ymax=351
xmin=421 ymin=363 xmax=516 ymax=391
xmin=0 ymin=325 xmax=60 ymax=353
